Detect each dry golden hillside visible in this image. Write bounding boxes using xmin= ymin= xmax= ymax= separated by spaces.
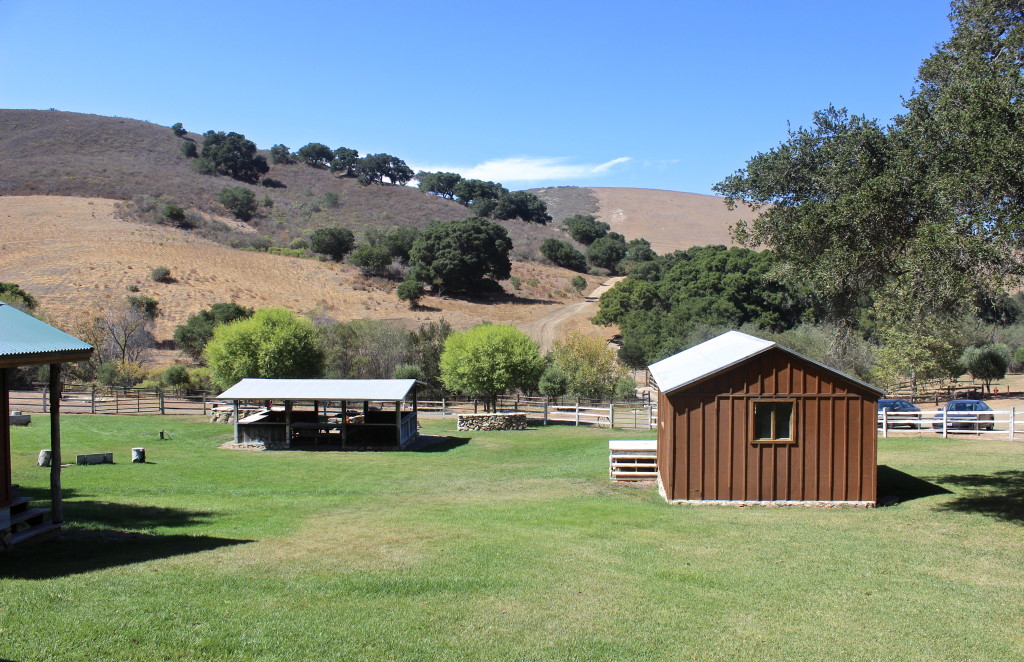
xmin=531 ymin=186 xmax=762 ymax=254
xmin=0 ymin=197 xmax=605 ymax=353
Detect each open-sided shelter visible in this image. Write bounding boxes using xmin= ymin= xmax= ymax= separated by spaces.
xmin=216 ymin=378 xmax=421 ymax=450
xmin=649 ymin=331 xmax=881 ymax=506
xmin=1 ymin=303 xmax=93 ymax=548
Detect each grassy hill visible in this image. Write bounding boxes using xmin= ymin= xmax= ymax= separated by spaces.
xmin=0 ymin=109 xmax=568 ymax=258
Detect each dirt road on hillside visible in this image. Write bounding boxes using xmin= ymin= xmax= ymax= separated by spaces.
xmin=521 ymin=278 xmax=624 ymax=352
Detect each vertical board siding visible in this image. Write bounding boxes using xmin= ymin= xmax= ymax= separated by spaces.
xmin=660 ymin=348 xmax=877 ymax=504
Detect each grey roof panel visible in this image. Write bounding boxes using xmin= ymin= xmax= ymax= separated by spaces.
xmin=216 ymin=378 xmax=418 ymax=402
xmin=648 ymin=330 xmax=882 ymax=396
xmin=0 ymin=303 xmax=94 ymax=360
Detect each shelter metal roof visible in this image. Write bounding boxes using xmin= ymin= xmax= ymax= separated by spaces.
xmin=216 ymin=378 xmax=419 ymax=402
xmin=0 ymin=303 xmax=94 ymax=366
xmin=648 ymin=330 xmax=882 ymax=396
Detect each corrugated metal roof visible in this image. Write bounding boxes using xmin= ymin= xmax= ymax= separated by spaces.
xmin=0 ymin=303 xmax=93 ymax=360
xmin=648 ymin=330 xmax=882 ymax=395
xmin=216 ymin=378 xmax=419 ymax=402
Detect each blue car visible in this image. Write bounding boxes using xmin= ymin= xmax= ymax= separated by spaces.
xmin=877 ymin=398 xmax=922 ymax=429
xmin=932 ymin=399 xmax=995 ymax=431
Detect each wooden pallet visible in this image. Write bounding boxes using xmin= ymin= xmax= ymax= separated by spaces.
xmin=609 ymin=440 xmax=658 ymax=481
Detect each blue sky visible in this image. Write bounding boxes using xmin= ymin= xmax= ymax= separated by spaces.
xmin=0 ymin=1 xmax=952 ymax=194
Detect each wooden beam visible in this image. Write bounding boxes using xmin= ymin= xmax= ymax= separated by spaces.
xmin=49 ymin=364 xmax=63 ymax=525
xmin=1 ymin=368 xmax=11 ymax=509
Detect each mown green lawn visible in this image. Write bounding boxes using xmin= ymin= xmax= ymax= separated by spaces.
xmin=2 ymin=416 xmax=1022 ymax=661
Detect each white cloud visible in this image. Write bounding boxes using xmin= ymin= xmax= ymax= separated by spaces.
xmin=411 ymin=156 xmax=631 ymax=183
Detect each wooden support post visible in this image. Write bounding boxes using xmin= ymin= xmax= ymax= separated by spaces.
xmin=543 ymin=398 xmax=549 ymax=426
xmin=42 ymin=388 xmax=47 ymax=413
xmin=609 ymin=400 xmax=615 ymax=429
xmin=233 ymin=400 xmax=240 ymax=443
xmin=575 ymin=398 xmax=581 ymax=426
xmin=395 ymin=401 xmax=402 ymax=446
xmin=203 ymin=394 xmax=208 ymax=415
xmin=1011 ymin=407 xmax=1015 ymax=441
xmin=648 ymin=403 xmax=654 ymax=430
xmin=882 ymin=409 xmax=888 ymax=438
xmin=91 ymin=385 xmax=96 ymax=414
xmin=285 ymin=401 xmax=293 ymax=447
xmin=341 ymin=399 xmax=348 ymax=448
xmin=49 ymin=364 xmax=63 ymax=525
xmin=159 ymin=390 xmax=165 ymax=415
xmin=441 ymin=397 xmax=446 ymax=418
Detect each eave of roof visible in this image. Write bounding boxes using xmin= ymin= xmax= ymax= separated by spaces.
xmin=216 ymin=378 xmax=420 ymax=402
xmin=648 ymin=330 xmax=882 ymax=396
xmin=0 ymin=303 xmax=94 ymax=367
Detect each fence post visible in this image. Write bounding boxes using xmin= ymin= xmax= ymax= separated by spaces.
xmin=609 ymin=400 xmax=615 ymax=429
xmin=91 ymin=385 xmax=96 ymax=414
xmin=441 ymin=398 xmax=446 ymax=418
xmin=942 ymin=411 xmax=948 ymax=439
xmin=543 ymin=398 xmax=549 ymax=426
xmin=649 ymin=403 xmax=654 ymax=430
xmin=203 ymin=394 xmax=208 ymax=415
xmin=42 ymin=388 xmax=47 ymax=413
xmin=1011 ymin=407 xmax=1015 ymax=442
xmin=882 ymin=409 xmax=888 ymax=438
xmin=159 ymin=390 xmax=165 ymax=415
xmin=575 ymin=398 xmax=580 ymax=426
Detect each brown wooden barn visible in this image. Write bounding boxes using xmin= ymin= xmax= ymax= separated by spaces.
xmin=649 ymin=331 xmax=881 ymax=506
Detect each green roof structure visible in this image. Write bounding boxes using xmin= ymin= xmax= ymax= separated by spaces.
xmin=0 ymin=303 xmax=93 ymax=368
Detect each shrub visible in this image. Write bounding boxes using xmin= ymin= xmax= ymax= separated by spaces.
xmin=392 ymin=363 xmax=424 ymax=380
xmin=126 ymin=284 xmax=139 ymax=292
xmin=150 ymin=266 xmax=171 ymax=283
xmin=350 ymin=244 xmax=392 ymax=277
xmin=190 ymin=157 xmax=216 ymax=175
xmin=613 ymin=375 xmax=638 ymax=399
xmin=321 ymin=192 xmax=340 ymax=208
xmin=510 ymin=276 xmax=522 ymax=290
xmin=540 ymin=238 xmax=587 ymax=272
xmin=161 ymin=364 xmax=192 ymax=390
xmin=562 ymin=214 xmax=609 ymax=245
xmin=179 ymin=141 xmax=197 ymax=158
xmin=261 ymin=194 xmax=273 ymax=208
xmin=163 ymin=205 xmax=185 ymax=223
xmin=309 ymin=226 xmax=355 ymax=261
xmin=571 ymin=275 xmax=587 ymax=293
xmin=217 ymin=186 xmax=258 ymax=221
xmin=397 ymin=279 xmax=425 ymax=306
xmin=289 ymin=237 xmax=309 ymax=250
xmin=171 ymin=122 xmax=186 ymax=137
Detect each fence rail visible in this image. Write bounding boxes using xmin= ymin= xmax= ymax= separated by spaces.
xmin=879 ymin=408 xmax=1024 ymax=440
xmin=8 ymin=386 xmax=656 ymax=429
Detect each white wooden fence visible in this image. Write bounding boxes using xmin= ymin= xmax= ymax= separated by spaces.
xmin=879 ymin=408 xmax=1024 ymax=440
xmin=417 ymin=395 xmax=656 ymax=429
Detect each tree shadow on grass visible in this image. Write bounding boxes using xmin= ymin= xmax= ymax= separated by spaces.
xmin=4 ymin=487 xmax=252 ymax=579
xmin=930 ymin=470 xmax=1024 ymax=524
xmin=409 ymin=435 xmax=471 ymax=452
xmin=877 ymin=465 xmax=951 ymax=505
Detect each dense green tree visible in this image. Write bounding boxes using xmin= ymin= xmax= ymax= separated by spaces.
xmin=492 ymin=191 xmax=552 ymax=224
xmin=452 ymin=179 xmax=508 ymax=210
xmin=595 ymin=246 xmax=809 ymax=367
xmin=0 ymin=282 xmax=38 ymax=311
xmin=538 ymin=365 xmax=569 ymax=398
xmin=205 ymin=308 xmax=323 ymax=389
xmin=309 ymin=226 xmax=355 ymax=261
xmin=960 ymin=343 xmax=1011 ymax=392
xmin=171 ymin=122 xmax=186 ymax=137
xmin=297 ymin=143 xmax=334 ymax=168
xmin=624 ymin=238 xmax=656 ymax=263
xmin=439 ymin=324 xmax=544 ymax=410
xmin=201 ymin=131 xmax=269 ymax=183
xmin=571 ymin=275 xmax=587 ymax=293
xmin=417 ymin=171 xmax=463 ymax=199
xmin=586 ymin=236 xmax=627 ymax=272
xmin=173 ymin=302 xmax=254 ymax=362
xmin=411 ymin=319 xmax=452 ymax=392
xmin=179 ymin=141 xmax=197 ymax=158
xmin=355 ymin=153 xmax=414 ymax=185
xmin=408 ymin=217 xmax=513 ymax=294
xmin=217 ymin=186 xmax=258 ymax=221
xmin=540 ymin=238 xmax=587 ymax=272
xmin=562 ymin=214 xmax=609 ymax=245
xmin=269 ymin=144 xmax=292 ymax=165
xmin=329 ymin=147 xmax=359 ymax=176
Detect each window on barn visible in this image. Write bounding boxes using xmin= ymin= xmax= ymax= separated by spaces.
xmin=752 ymin=401 xmax=795 ymax=442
